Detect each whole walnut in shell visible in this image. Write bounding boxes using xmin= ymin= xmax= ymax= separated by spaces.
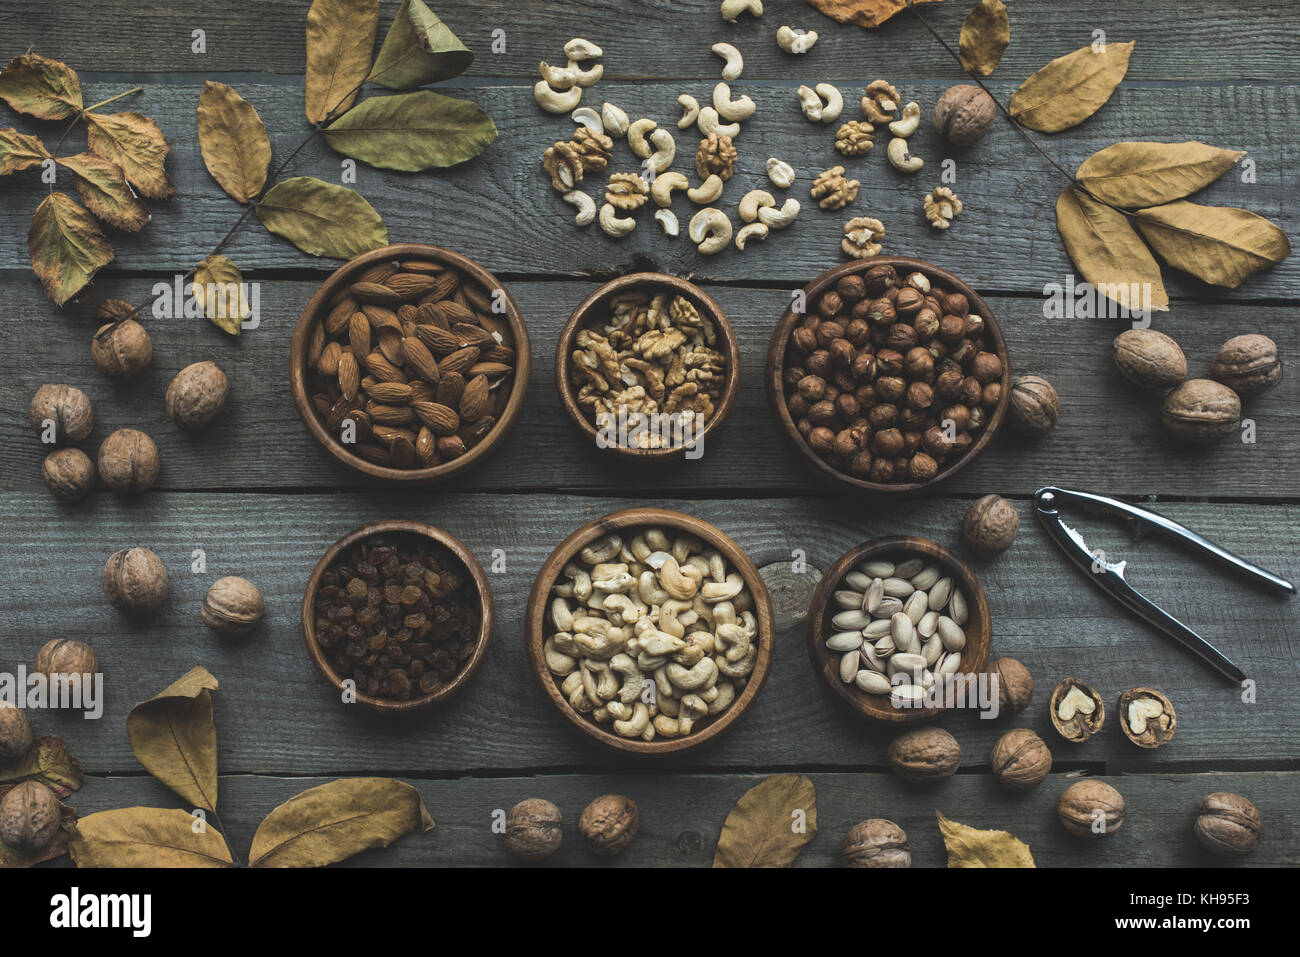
xmin=103 ymin=547 xmax=169 ymax=615
xmin=41 ymin=448 xmax=95 ymax=501
xmin=165 ymin=361 xmax=229 ymax=429
xmin=932 ymin=84 xmax=996 ymax=146
xmin=963 ymin=494 xmax=1019 ymax=557
xmin=1193 ymin=792 xmax=1262 ymax=857
xmin=578 ymin=794 xmax=638 ymax=856
xmin=843 ymin=818 xmax=911 ymax=868
xmin=201 ymin=576 xmax=266 ymax=635
xmin=1210 ymin=334 xmax=1281 ymax=397
xmin=1057 ymin=779 xmax=1124 ymax=838
xmin=34 ymin=639 xmax=99 ymax=685
xmin=1112 ymin=328 xmax=1187 ymax=392
xmin=97 ymin=428 xmax=159 ymax=495
xmin=887 ymin=727 xmax=960 ymax=783
xmin=989 ymin=656 xmax=1034 ymax=716
xmin=1161 ymin=379 xmax=1240 ymax=444
xmin=504 ymin=798 xmax=562 ymax=860
xmin=0 ymin=780 xmax=61 ymax=852
xmin=1008 ymin=374 xmax=1059 ymax=438
xmin=91 ymin=310 xmax=152 ymax=380
xmin=991 ymin=728 xmax=1052 ymax=791
xmin=0 ymin=702 xmax=34 ymax=762
xmin=28 ymin=384 xmax=94 ymax=446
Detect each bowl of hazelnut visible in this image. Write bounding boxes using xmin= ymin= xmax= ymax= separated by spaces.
xmin=767 ymin=257 xmax=1011 ymax=492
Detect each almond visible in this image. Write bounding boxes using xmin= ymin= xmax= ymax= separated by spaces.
xmin=316 ymin=341 xmax=342 ymax=377
xmin=371 ymin=425 xmax=416 ymax=445
xmin=482 ymin=344 xmax=516 ymax=365
xmin=350 ymin=281 xmax=402 ymax=305
xmin=324 ymin=298 xmax=355 ymax=335
xmin=436 ymin=435 xmax=467 ymax=460
xmin=390 ymin=436 xmax=417 ymax=468
xmin=415 ymin=426 xmax=437 ymax=465
xmin=452 ymin=322 xmax=496 ymax=348
xmin=364 ymin=351 xmax=406 ymax=384
xmin=460 ymin=414 xmax=496 ymax=445
xmin=414 ymin=302 xmax=450 ymax=330
xmin=356 ymin=261 xmax=398 ymax=284
xmin=468 ymin=361 xmax=513 ymax=378
xmin=367 ymin=402 xmax=415 ymax=426
xmin=384 ymin=273 xmax=438 ymax=300
xmin=367 ymin=381 xmax=414 ymax=404
xmin=436 ymin=371 xmax=465 ymax=408
xmin=408 ymin=381 xmax=436 ymax=403
xmin=378 ymin=326 xmax=405 ymax=366
xmin=412 ymin=401 xmax=459 ymax=436
xmin=337 ymin=351 xmax=360 ymax=400
xmin=348 ymin=313 xmax=371 ymax=356
xmin=459 ymin=374 xmax=491 ymax=421
xmin=403 ymin=337 xmax=441 ymax=384
xmin=463 ymin=282 xmax=492 ymax=313
xmin=438 ymin=300 xmax=477 ymax=326
xmin=400 ymin=260 xmax=445 ymax=274
xmin=360 ymin=304 xmax=400 ymax=330
xmin=439 ymin=346 xmax=480 ymax=376
xmin=415 ymin=323 xmax=462 ymax=356
xmin=308 ymin=322 xmax=325 ymax=365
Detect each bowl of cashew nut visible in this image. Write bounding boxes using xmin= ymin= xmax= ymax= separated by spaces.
xmin=555 ymin=273 xmax=741 ymax=461
xmin=526 ymin=507 xmax=775 ymax=754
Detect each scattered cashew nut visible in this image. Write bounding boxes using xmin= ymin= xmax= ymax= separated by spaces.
xmin=602 ymin=102 xmax=629 ymax=137
xmin=887 ymin=136 xmax=924 ymax=173
xmin=534 ymin=80 xmax=582 ymax=114
xmin=776 ymin=26 xmax=818 ymax=54
xmin=569 ymin=60 xmax=604 ymax=88
xmin=647 ymin=127 xmax=676 ymax=173
xmin=627 ymin=118 xmax=657 ymax=159
xmin=712 ymin=42 xmax=744 ymax=81
xmin=677 ymin=94 xmax=700 ymax=130
xmin=571 ymin=106 xmax=603 ymax=133
xmin=689 ymin=208 xmax=732 ymax=255
xmin=766 ymin=157 xmax=795 ymax=189
xmin=735 ymin=222 xmax=768 ymax=251
xmin=655 ymin=209 xmax=679 ymax=236
xmin=889 ymin=101 xmax=921 ymax=138
xmin=539 ymin=61 xmax=579 ymax=90
xmin=757 ymin=197 xmax=800 ymax=229
xmin=797 ymin=83 xmax=843 ymax=123
xmin=651 ymin=170 xmax=689 ymax=207
xmin=738 ymin=189 xmax=775 ymax=223
xmin=564 ymin=38 xmax=604 ymax=60
xmin=561 ymin=190 xmax=597 ymax=227
xmin=687 ymin=174 xmax=724 ymax=204
xmin=697 ymin=107 xmax=740 ymax=138
xmin=599 ymin=202 xmax=636 ymax=237
xmin=720 ymin=0 xmax=763 ymax=22
xmin=713 ymin=82 xmax=756 ymax=122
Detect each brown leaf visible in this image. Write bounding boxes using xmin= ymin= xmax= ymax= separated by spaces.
xmin=959 ymin=0 xmax=1010 ymax=76
xmin=56 ymin=153 xmax=150 ymax=232
xmin=0 ymin=127 xmax=51 ymax=175
xmin=197 ymin=80 xmax=271 ymax=203
xmin=0 ymin=736 xmax=84 ymax=797
xmin=126 ymin=666 xmax=220 ymax=812
xmin=193 ymin=255 xmax=250 ymax=335
xmin=28 ymin=192 xmax=115 ymax=306
xmin=305 ymin=0 xmax=380 ymax=124
xmin=713 ymin=773 xmax=817 ymax=868
xmin=803 ymin=0 xmax=942 ymax=29
xmin=1010 ymin=40 xmax=1135 ymax=132
xmin=255 ymin=176 xmax=388 ymax=258
xmin=937 ymin=811 xmax=1036 ymax=867
xmin=69 ymin=807 xmax=235 ymax=868
xmin=84 ymin=111 xmax=174 ymax=200
xmin=0 ymin=790 xmax=77 ymax=869
xmin=1077 ymin=141 xmax=1245 ymax=209
xmin=1056 ymin=186 xmax=1168 ymax=313
xmin=324 ymin=90 xmax=497 ymax=171
xmin=368 ymin=0 xmax=474 ymax=90
xmin=0 ymin=54 xmax=82 ymax=120
xmin=249 ymin=778 xmax=434 ymax=867
xmin=1133 ymin=200 xmax=1292 ymax=289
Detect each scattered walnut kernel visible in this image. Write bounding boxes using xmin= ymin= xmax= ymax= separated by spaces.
xmin=923 ymin=186 xmax=963 ymax=230
xmin=861 ymin=79 xmax=899 ymax=123
xmin=842 ymin=216 xmax=886 ymax=260
xmin=695 ymin=131 xmax=738 ymax=181
xmin=810 ymin=165 xmax=859 ymax=210
xmin=834 ymin=120 xmax=876 ymax=156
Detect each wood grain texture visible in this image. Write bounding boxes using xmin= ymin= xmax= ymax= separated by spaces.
xmin=41 ymin=770 xmax=1300 ymax=867
xmin=2 ymin=492 xmax=1295 ymax=775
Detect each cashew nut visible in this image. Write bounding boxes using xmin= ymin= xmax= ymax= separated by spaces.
xmin=613 ymin=702 xmax=650 ymax=738
xmin=707 ymin=679 xmax=736 ymax=714
xmin=720 ymin=0 xmax=763 ymax=22
xmin=677 ymin=94 xmax=700 ymax=130
xmin=657 ymin=600 xmax=692 ymax=638
xmin=552 ymin=631 xmax=579 ymax=656
xmin=539 ymin=61 xmax=578 ymax=90
xmin=798 ymin=83 xmax=843 ymax=123
xmin=658 ymin=555 xmax=700 ymax=600
xmin=569 ymin=60 xmax=604 ymax=88
xmin=696 ymin=107 xmax=740 ymax=138
xmin=651 ymin=170 xmax=689 ymax=207
xmin=653 ymin=714 xmax=685 ymax=738
xmin=687 ymin=174 xmax=724 ymax=204
xmin=581 ymin=534 xmax=622 ymax=565
xmin=561 ymin=190 xmax=597 ymax=227
xmin=609 ymin=653 xmax=644 ymax=703
xmin=534 ymin=80 xmax=582 ymax=114
xmin=688 ymin=208 xmax=732 ymax=255
xmin=675 ymin=631 xmax=717 ymax=666
xmin=543 ymin=636 xmax=577 ymax=675
xmin=766 ymin=157 xmax=795 ymax=189
xmin=738 ymin=189 xmax=775 ymax=222
xmin=756 ymin=197 xmax=800 ymax=229
xmin=581 ymin=659 xmax=618 ymax=704
xmin=637 ymin=570 xmax=670 ymax=606
xmin=712 ymin=42 xmax=744 ymax=81
xmin=599 ymin=202 xmax=636 ymax=237
xmin=564 ymin=38 xmax=604 ymax=60
xmin=602 ymin=592 xmax=647 ymax=624
xmin=571 ymin=106 xmax=603 ymax=133
xmin=647 ymin=127 xmax=676 ymax=174
xmin=627 ymin=118 xmax=657 ymax=159
xmin=887 ymin=136 xmax=924 ymax=173
xmin=702 ymin=572 xmax=746 ymax=602
xmin=666 ymin=657 xmax=719 ymax=691
xmin=602 ymin=102 xmax=630 ymax=137
xmin=889 ymin=101 xmax=921 ymax=138
xmin=655 ymin=209 xmax=679 ymax=236
xmin=713 ymin=82 xmax=756 ymax=122
xmin=551 ymin=597 xmax=576 ymax=631
xmin=563 ymin=672 xmax=596 ymax=712
xmin=672 ymin=534 xmax=704 ymax=564
xmin=563 ymin=563 xmax=593 ymax=601
xmin=735 ymin=222 xmax=768 ymax=251
xmin=639 ymin=628 xmax=687 ymax=657
xmin=796 ymin=85 xmax=823 ymax=122
xmin=776 ymin=26 xmax=818 ymax=54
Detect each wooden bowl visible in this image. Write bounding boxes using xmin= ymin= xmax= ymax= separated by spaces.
xmin=525 ymin=507 xmax=774 ymax=754
xmin=806 ymin=536 xmax=992 ymax=725
xmin=766 ymin=256 xmax=1011 ymax=493
xmin=554 ymin=273 xmax=741 ymax=461
xmin=289 ymin=243 xmax=532 ymax=483
xmin=301 ymin=520 xmax=494 ymax=714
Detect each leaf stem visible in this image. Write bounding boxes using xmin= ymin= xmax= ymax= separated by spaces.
xmin=82 ymin=86 xmax=144 ymax=114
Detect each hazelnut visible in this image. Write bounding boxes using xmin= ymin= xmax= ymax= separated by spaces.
xmin=0 ymin=702 xmax=33 ymax=761
xmin=962 ymin=494 xmax=1019 ymax=557
xmin=28 ymin=384 xmax=94 ymax=446
xmin=940 ymin=404 xmax=972 ymax=432
xmin=791 ymin=327 xmax=817 ymax=354
xmin=907 ymin=451 xmax=938 ymax=482
xmin=1112 ymin=328 xmax=1187 ymax=392
xmin=836 ymin=274 xmax=867 ymax=301
xmin=0 ymin=780 xmax=61 ymax=852
xmin=905 ymin=381 xmax=933 ymax=410
xmin=41 ymin=448 xmax=95 ymax=501
xmin=876 ymin=376 xmax=906 ymax=402
xmin=935 ymin=368 xmax=963 ymax=400
xmin=863 ymin=263 xmax=897 ymax=295
xmin=578 ymin=794 xmax=638 ymax=856
xmin=991 ymin=729 xmax=1052 ymax=791
xmin=808 ymin=426 xmax=837 ymax=455
xmin=887 ymin=727 xmax=960 ymax=783
xmin=1193 ymin=792 xmax=1262 ymax=857
xmin=165 ymin=360 xmax=229 ymax=429
xmin=873 ymin=427 xmax=905 ymax=458
xmin=103 ymin=546 xmax=169 ymax=615
xmin=97 ymin=428 xmax=160 ymax=495
xmin=818 ymin=291 xmax=844 ymax=319
xmin=1008 ymin=373 xmax=1060 ymax=438
xmin=1116 ymin=687 xmax=1176 ymax=749
xmin=202 ymin=576 xmax=266 ymax=635
xmin=504 ymin=798 xmax=562 ymax=861
xmin=921 ymin=425 xmax=954 ymax=459
xmin=797 ymin=375 xmax=827 ymax=401
xmin=989 ymin=656 xmax=1034 ymax=716
xmin=1210 ymin=334 xmax=1282 ymax=397
xmin=1049 ymin=677 xmax=1105 ymax=743
xmin=34 ymin=639 xmax=99 ymax=692
xmin=932 ymin=84 xmax=996 ymax=145
xmin=970 ymin=351 xmax=1002 ymax=384
xmin=1161 ymin=379 xmax=1240 ymax=444
xmin=981 ymin=382 xmax=1001 ymax=408
xmin=894 ymin=286 xmax=925 ymax=315
xmin=843 ymin=819 xmax=911 ymax=868
xmin=941 ymin=293 xmax=969 ymax=316
xmin=91 ymin=316 xmax=153 ymax=379
xmin=938 ymin=314 xmax=966 ymax=342
xmin=1057 ymin=780 xmax=1124 ymax=838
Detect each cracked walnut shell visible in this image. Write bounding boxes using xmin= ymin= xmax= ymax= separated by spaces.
xmin=605 ymin=172 xmax=650 ymax=211
xmin=835 ymin=120 xmax=875 ymax=156
xmin=695 ymin=132 xmax=738 ymax=181
xmin=811 ymin=166 xmax=859 ymax=210
xmin=1050 ymin=678 xmax=1105 ymax=743
xmin=1117 ymin=687 xmax=1176 ymax=749
xmin=923 ymin=186 xmax=963 ymax=230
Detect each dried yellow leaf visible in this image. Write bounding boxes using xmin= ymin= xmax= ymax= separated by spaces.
xmin=959 ymin=0 xmax=1009 ymax=76
xmin=1055 ymin=186 xmax=1169 ymax=313
xmin=255 ymin=176 xmax=389 ymax=259
xmin=28 ymin=192 xmax=115 ymax=306
xmin=305 ymin=0 xmax=379 ymax=124
xmin=84 ymin=111 xmax=174 ymax=200
xmin=1010 ymin=41 xmax=1134 ymax=133
xmin=0 ymin=54 xmax=82 ymax=120
xmin=713 ymin=774 xmax=817 ymax=868
xmin=70 ymin=807 xmax=235 ymax=868
xmin=1134 ymin=201 xmax=1291 ymax=289
xmin=1077 ymin=141 xmax=1245 ymax=209
xmin=0 ymin=127 xmax=51 ymax=175
xmin=56 ymin=153 xmax=150 ymax=232
xmin=126 ymin=666 xmax=220 ymax=812
xmin=193 ymin=256 xmax=250 ymax=336
xmin=803 ymin=0 xmax=943 ymax=29
xmin=197 ymin=80 xmax=272 ymax=203
xmin=937 ymin=811 xmax=1036 ymax=867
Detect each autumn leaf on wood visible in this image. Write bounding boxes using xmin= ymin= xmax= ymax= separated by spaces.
xmin=1055 ymin=186 xmax=1168 ymax=313
xmin=0 ymin=54 xmax=82 ymax=120
xmin=324 ymin=90 xmax=497 ymax=171
xmin=959 ymin=0 xmax=1010 ymax=76
xmin=305 ymin=0 xmax=380 ymax=124
xmin=1076 ymin=141 xmax=1245 ymax=209
xmin=126 ymin=666 xmax=220 ymax=812
xmin=0 ymin=787 xmax=78 ymax=868
xmin=804 ymin=0 xmax=943 ymax=29
xmin=193 ymin=255 xmax=251 ymax=335
xmin=249 ymin=778 xmax=434 ymax=867
xmin=1010 ymin=41 xmax=1135 ymax=133
xmin=84 ymin=111 xmax=174 ymax=200
xmin=56 ymin=153 xmax=150 ymax=232
xmin=255 ymin=176 xmax=388 ymax=258
xmin=70 ymin=807 xmax=235 ymax=868
xmin=28 ymin=192 xmax=115 ymax=306
xmin=937 ymin=811 xmax=1036 ymax=867
xmin=0 ymin=127 xmax=51 ymax=175
xmin=1133 ymin=200 xmax=1292 ymax=289
xmin=369 ymin=0 xmax=474 ymax=89
xmin=0 ymin=735 xmax=84 ymax=798
xmin=713 ymin=774 xmax=817 ymax=868
xmin=197 ymin=80 xmax=271 ymax=203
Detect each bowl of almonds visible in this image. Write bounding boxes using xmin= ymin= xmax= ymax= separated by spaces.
xmin=806 ymin=536 xmax=992 ymax=724
xmin=767 ymin=257 xmax=1011 ymax=493
xmin=290 ymin=244 xmax=531 ymax=481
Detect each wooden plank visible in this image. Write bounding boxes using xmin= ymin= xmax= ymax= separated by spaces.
xmin=4 ymin=0 xmax=1299 ymax=83
xmin=41 ymin=770 xmax=1300 ymax=867
xmin=3 ymin=278 xmax=1296 ymax=497
xmin=1 ymin=79 xmax=1296 ymax=296
xmin=3 ymin=492 xmax=1296 ymax=775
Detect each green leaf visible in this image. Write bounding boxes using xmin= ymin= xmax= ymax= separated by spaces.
xmin=193 ymin=255 xmax=250 ymax=335
xmin=249 ymin=778 xmax=434 ymax=867
xmin=28 ymin=192 xmax=115 ymax=306
xmin=713 ymin=774 xmax=817 ymax=868
xmin=0 ymin=127 xmax=51 ymax=175
xmin=255 ymin=176 xmax=388 ymax=258
xmin=0 ymin=736 xmax=84 ymax=797
xmin=1133 ymin=200 xmax=1292 ymax=289
xmin=126 ymin=666 xmax=220 ymax=812
xmin=0 ymin=54 xmax=82 ymax=120
xmin=56 ymin=153 xmax=150 ymax=232
xmin=305 ymin=0 xmax=380 ymax=124
xmin=1076 ymin=141 xmax=1245 ymax=209
xmin=324 ymin=90 xmax=496 ymax=171
xmin=369 ymin=0 xmax=473 ymax=89
xmin=70 ymin=807 xmax=235 ymax=868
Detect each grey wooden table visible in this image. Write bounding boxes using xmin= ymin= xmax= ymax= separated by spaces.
xmin=2 ymin=0 xmax=1296 ymax=867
